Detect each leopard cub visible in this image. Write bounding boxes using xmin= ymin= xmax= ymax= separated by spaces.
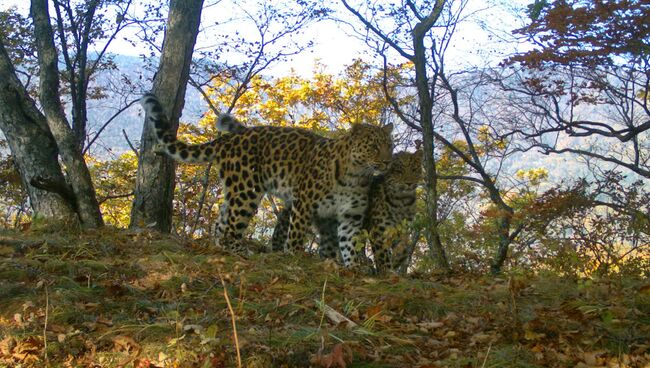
xmin=317 ymin=150 xmax=423 ymax=272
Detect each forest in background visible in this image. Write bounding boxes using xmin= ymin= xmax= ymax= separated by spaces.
xmin=0 ymin=0 xmax=648 ymax=365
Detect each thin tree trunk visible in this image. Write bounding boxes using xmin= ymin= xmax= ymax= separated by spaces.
xmin=130 ymin=0 xmax=204 ymax=232
xmin=413 ymin=12 xmax=450 ymax=273
xmin=490 ymin=203 xmax=514 ymax=274
xmin=0 ymin=40 xmax=77 ymax=222
xmin=424 ymin=149 xmax=448 ymax=271
xmin=30 ymin=0 xmax=103 ymax=228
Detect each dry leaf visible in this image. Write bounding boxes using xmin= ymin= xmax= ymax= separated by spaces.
xmin=97 ymin=317 xmax=114 ymax=326
xmin=418 ymin=321 xmax=444 ymax=331
xmin=47 ymin=323 xmax=67 ymax=333
xmin=311 ymin=343 xmax=353 ymax=368
xmin=524 ymin=330 xmax=546 ymax=341
xmin=0 ymin=336 xmax=16 ymax=357
xmin=12 ymin=336 xmax=42 ymax=364
xmin=113 ymin=335 xmax=141 ymax=368
xmin=183 ymin=324 xmax=203 ymax=334
xmin=112 ymin=335 xmax=140 ymax=353
xmin=470 ymin=332 xmax=492 ymax=344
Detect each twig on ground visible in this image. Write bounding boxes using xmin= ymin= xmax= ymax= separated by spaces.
xmin=318 ymin=277 xmax=328 ymax=330
xmin=43 ymin=283 xmax=49 ymax=363
xmin=481 ymin=342 xmax=492 ymax=368
xmin=219 ymin=272 xmax=242 ymax=368
xmin=314 ymin=299 xmax=358 ymax=328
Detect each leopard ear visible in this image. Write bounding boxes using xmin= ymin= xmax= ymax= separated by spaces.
xmin=382 ymin=123 xmax=394 ymax=134
xmin=350 ymin=123 xmax=364 ymax=135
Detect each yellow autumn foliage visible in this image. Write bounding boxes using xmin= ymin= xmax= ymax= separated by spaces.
xmin=204 ymin=59 xmax=413 ymax=133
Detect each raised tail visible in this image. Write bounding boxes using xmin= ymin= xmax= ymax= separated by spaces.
xmin=140 ymin=92 xmax=219 ymax=164
xmin=140 ymin=92 xmax=174 ymax=144
xmin=216 ymin=113 xmax=247 ymax=133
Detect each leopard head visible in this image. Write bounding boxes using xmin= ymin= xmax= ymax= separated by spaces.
xmin=386 ymin=149 xmax=423 ymax=188
xmin=347 ymin=123 xmax=394 ymax=176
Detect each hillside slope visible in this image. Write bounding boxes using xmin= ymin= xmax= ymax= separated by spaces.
xmin=0 ymin=228 xmax=648 ymax=367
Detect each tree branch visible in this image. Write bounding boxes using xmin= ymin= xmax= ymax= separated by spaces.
xmin=84 ymin=99 xmax=139 ymax=154
xmin=540 ymin=146 xmax=650 ymax=178
xmin=339 ymin=0 xmax=414 ymax=60
xmin=436 ymin=174 xmax=486 ymax=186
xmin=29 ymin=175 xmax=77 ymax=210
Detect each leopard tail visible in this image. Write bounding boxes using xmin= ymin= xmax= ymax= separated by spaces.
xmin=140 ymin=92 xmax=223 ymax=164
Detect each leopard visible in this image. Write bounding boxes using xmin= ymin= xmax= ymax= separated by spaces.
xmin=293 ymin=149 xmax=423 ymax=273
xmin=140 ymin=93 xmax=393 ymax=266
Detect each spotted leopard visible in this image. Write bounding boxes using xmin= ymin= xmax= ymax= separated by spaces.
xmin=140 ymin=93 xmax=393 ymax=265
xmin=307 ymin=150 xmax=422 ymax=272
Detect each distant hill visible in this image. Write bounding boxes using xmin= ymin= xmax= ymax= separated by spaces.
xmin=85 ymin=54 xmax=208 ymax=158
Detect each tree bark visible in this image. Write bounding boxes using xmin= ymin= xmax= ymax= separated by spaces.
xmin=0 ymin=40 xmax=77 ymax=221
xmin=130 ymin=0 xmax=204 ymax=232
xmin=30 ymin=0 xmax=103 ymax=228
xmin=489 ymin=201 xmax=515 ymax=274
xmin=412 ymin=5 xmax=450 ymax=273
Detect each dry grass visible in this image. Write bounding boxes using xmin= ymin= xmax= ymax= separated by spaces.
xmin=0 ymin=227 xmax=648 ymax=367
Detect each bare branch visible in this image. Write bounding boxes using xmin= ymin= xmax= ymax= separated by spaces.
xmin=122 ymin=129 xmax=139 ymax=158
xmin=84 ymin=99 xmax=139 ymax=154
xmin=436 ymin=174 xmax=486 ymax=186
xmin=340 ymin=0 xmax=414 ymax=60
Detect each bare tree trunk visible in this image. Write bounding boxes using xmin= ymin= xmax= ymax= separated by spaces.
xmin=30 ymin=0 xmax=103 ymax=228
xmin=490 ymin=202 xmax=515 ymax=274
xmin=412 ymin=9 xmax=450 ymax=273
xmin=423 ymin=144 xmax=448 ymax=272
xmin=130 ymin=0 xmax=204 ymax=232
xmin=0 ymin=40 xmax=77 ymax=222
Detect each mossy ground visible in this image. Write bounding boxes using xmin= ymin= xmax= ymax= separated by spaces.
xmin=0 ymin=228 xmax=648 ymax=367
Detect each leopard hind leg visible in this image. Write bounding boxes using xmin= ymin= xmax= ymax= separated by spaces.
xmin=214 ymin=184 xmax=263 ymax=253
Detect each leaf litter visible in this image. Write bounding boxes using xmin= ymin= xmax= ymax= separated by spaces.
xmin=0 ymin=228 xmax=648 ymax=367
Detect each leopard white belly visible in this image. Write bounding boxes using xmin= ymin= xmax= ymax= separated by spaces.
xmin=315 ymin=188 xmax=367 ymax=219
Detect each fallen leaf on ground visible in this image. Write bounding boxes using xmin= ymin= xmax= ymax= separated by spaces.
xmin=311 ymin=343 xmax=353 ymax=368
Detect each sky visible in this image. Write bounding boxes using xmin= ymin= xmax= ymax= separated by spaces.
xmin=1 ymin=0 xmax=530 ymax=77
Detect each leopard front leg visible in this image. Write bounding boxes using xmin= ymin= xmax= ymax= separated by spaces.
xmin=369 ymin=225 xmax=392 ymax=273
xmin=271 ymin=207 xmax=291 ymax=252
xmin=315 ymin=217 xmax=339 ymax=259
xmin=336 ymin=213 xmax=365 ymax=267
xmin=286 ymin=197 xmax=314 ymax=253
